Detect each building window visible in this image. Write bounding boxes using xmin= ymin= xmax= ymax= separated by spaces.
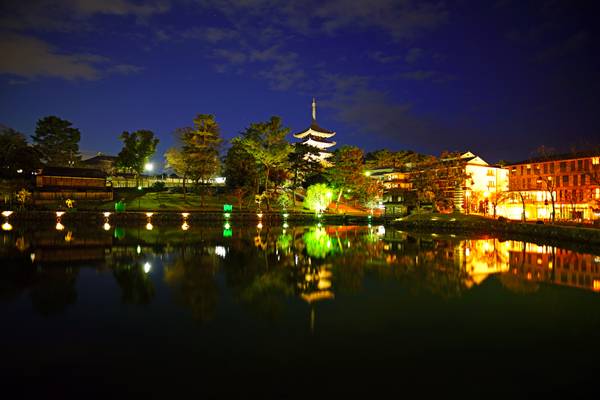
xmin=487 ymin=169 xmax=494 ymax=176
xmin=543 ymin=163 xmax=548 ymax=174
xmin=570 ymin=161 xmax=575 ymax=171
xmin=581 ymin=174 xmax=586 ymax=185
xmin=560 ymin=162 xmax=566 ymax=172
xmin=563 ymin=175 xmax=569 ymax=185
xmin=573 ymin=175 xmax=578 ymax=186
xmin=578 ymin=160 xmax=583 ymax=171
xmin=593 ymin=157 xmax=599 ymax=165
xmin=595 ymin=188 xmax=599 ymax=199
xmin=584 ymin=159 xmax=590 ymax=171
xmin=550 ymin=163 xmax=555 ymax=173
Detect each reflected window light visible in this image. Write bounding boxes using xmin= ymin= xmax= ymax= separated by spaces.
xmin=145 ymin=212 xmax=154 ymax=218
xmin=30 ymin=253 xmax=35 ymax=262
xmin=143 ymin=262 xmax=151 ymax=274
xmin=103 ymin=212 xmax=111 ymax=218
xmin=2 ymin=211 xmax=13 ymax=217
xmin=103 ymin=222 xmax=111 ymax=231
xmin=215 ymin=246 xmax=227 ymax=258
xmin=181 ymin=222 xmax=190 ymax=231
xmin=146 ymin=222 xmax=153 ymax=231
xmin=56 ymin=211 xmax=65 ymax=218
xmin=181 ymin=212 xmax=190 ymax=218
xmin=257 ymin=222 xmax=263 ymax=230
xmin=136 ymin=245 xmax=141 ymax=254
xmin=55 ymin=222 xmax=65 ymax=231
xmin=283 ymin=222 xmax=289 ymax=229
xmin=257 ymin=213 xmax=263 ymax=219
xmin=2 ymin=222 xmax=12 ymax=231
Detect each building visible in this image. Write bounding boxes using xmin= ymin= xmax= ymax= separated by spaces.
xmin=366 ymin=167 xmax=415 ymax=215
xmin=293 ymin=98 xmax=336 ymax=165
xmin=501 ymin=151 xmax=600 ymax=221
xmin=34 ymin=166 xmax=113 ymax=201
xmin=81 ymin=153 xmax=118 ymax=174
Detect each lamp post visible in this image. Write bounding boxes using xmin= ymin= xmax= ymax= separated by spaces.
xmin=537 ymin=175 xmax=556 ymax=222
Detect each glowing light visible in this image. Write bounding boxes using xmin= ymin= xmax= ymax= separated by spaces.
xmin=2 ymin=211 xmax=13 ymax=217
xmin=146 ymin=222 xmax=153 ymax=230
xmin=103 ymin=212 xmax=111 ymax=218
xmin=56 ymin=211 xmax=65 ymax=217
xmin=257 ymin=222 xmax=263 ymax=229
xmin=181 ymin=222 xmax=189 ymax=231
xmin=223 ymin=204 xmax=233 ymax=212
xmin=137 ymin=185 xmax=142 ymax=190
xmin=257 ymin=213 xmax=263 ymax=219
xmin=283 ymin=213 xmax=289 ymax=218
xmin=283 ymin=222 xmax=289 ymax=229
xmin=145 ymin=212 xmax=154 ymax=218
xmin=593 ymin=280 xmax=600 ymax=292
xmin=317 ymin=280 xmax=332 ymax=290
xmin=64 ymin=231 xmax=73 ymax=242
xmin=144 ymin=162 xmax=154 ymax=172
xmin=181 ymin=212 xmax=190 ymax=218
xmin=143 ymin=262 xmax=151 ymax=273
xmin=224 ymin=213 xmax=231 ymax=219
xmin=2 ymin=222 xmax=12 ymax=231
xmin=103 ymin=222 xmax=111 ymax=231
xmin=377 ymin=225 xmax=385 ymax=236
xmin=224 ymin=222 xmax=231 ymax=230
xmin=215 ymin=246 xmax=227 ymax=258
xmin=16 ymin=169 xmax=23 ymax=173
xmin=30 ymin=253 xmax=35 ymax=262
xmin=55 ymin=222 xmax=64 ymax=231
xmin=326 ymin=191 xmax=332 ymax=198
xmin=465 ymin=248 xmax=470 ymax=257
xmin=136 ymin=245 xmax=141 ymax=254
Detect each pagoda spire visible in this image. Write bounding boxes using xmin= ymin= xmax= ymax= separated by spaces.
xmin=312 ymin=97 xmax=316 ymax=121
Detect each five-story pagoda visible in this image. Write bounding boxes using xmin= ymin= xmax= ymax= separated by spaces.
xmin=293 ymin=98 xmax=336 ymax=165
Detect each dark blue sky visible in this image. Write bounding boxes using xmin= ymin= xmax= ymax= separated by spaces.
xmin=1 ymin=0 xmax=599 ymax=166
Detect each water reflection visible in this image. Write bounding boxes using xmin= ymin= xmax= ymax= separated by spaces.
xmin=1 ymin=223 xmax=600 ymax=321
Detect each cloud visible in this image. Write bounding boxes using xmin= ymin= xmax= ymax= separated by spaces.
xmin=108 ymin=64 xmax=144 ymax=75
xmin=534 ymin=30 xmax=588 ymax=63
xmin=397 ymin=69 xmax=455 ymax=83
xmin=0 ymin=33 xmax=142 ymax=81
xmin=181 ymin=27 xmax=239 ymax=43
xmin=405 ymin=47 xmax=423 ymax=63
xmin=368 ymin=51 xmax=402 ymax=64
xmin=0 ymin=0 xmax=169 ymax=32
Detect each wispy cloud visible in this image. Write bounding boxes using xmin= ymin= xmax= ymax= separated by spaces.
xmin=368 ymin=51 xmax=402 ymax=64
xmin=0 ymin=33 xmax=142 ymax=81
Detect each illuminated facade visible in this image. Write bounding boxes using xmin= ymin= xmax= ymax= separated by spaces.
xmin=460 ymin=152 xmax=509 ymax=214
xmin=293 ymin=98 xmax=336 ymax=165
xmin=501 ymin=152 xmax=600 ymax=221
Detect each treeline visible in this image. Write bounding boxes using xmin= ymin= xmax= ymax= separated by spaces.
xmin=0 ymin=113 xmax=470 ymax=212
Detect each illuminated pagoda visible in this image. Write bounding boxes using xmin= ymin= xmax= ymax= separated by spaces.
xmin=293 ymin=98 xmax=336 ymax=165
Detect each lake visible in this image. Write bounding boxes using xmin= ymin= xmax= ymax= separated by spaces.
xmin=1 ymin=220 xmax=600 ymax=397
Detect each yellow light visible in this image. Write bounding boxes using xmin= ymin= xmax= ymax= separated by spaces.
xmin=103 ymin=212 xmax=111 ymax=218
xmin=181 ymin=212 xmax=190 ymax=218
xmin=377 ymin=225 xmax=385 ymax=236
xmin=483 ymin=191 xmax=490 ymax=198
xmin=64 ymin=231 xmax=73 ymax=242
xmin=257 ymin=213 xmax=263 ymax=219
xmin=1 ymin=211 xmax=13 ymax=217
xmin=283 ymin=222 xmax=289 ymax=229
xmin=145 ymin=212 xmax=154 ymax=218
xmin=593 ymin=280 xmax=600 ymax=292
xmin=2 ymin=222 xmax=12 ymax=231
xmin=257 ymin=222 xmax=263 ymax=229
xmin=56 ymin=211 xmax=65 ymax=217
xmin=30 ymin=253 xmax=35 ymax=262
xmin=283 ymin=213 xmax=289 ymax=218
xmin=317 ymin=279 xmax=332 ymax=290
xmin=181 ymin=222 xmax=190 ymax=231
xmin=136 ymin=245 xmax=141 ymax=254
xmin=146 ymin=222 xmax=153 ymax=230
xmin=55 ymin=222 xmax=65 ymax=231
xmin=103 ymin=222 xmax=111 ymax=231
xmin=465 ymin=248 xmax=470 ymax=257
xmin=143 ymin=262 xmax=151 ymax=274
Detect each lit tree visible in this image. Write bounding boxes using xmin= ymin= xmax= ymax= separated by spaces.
xmin=32 ymin=116 xmax=81 ymax=167
xmin=116 ymin=130 xmax=159 ymax=187
xmin=288 ymin=143 xmax=323 ymax=206
xmin=325 ymin=146 xmax=365 ymax=210
xmin=233 ymin=116 xmax=292 ymax=210
xmin=223 ymin=139 xmax=259 ymax=209
xmin=303 ymin=183 xmax=332 ymax=215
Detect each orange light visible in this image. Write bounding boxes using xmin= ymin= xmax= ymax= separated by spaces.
xmin=593 ymin=280 xmax=600 ymax=292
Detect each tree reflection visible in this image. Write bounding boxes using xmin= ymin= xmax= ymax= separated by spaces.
xmin=164 ymin=249 xmax=219 ymax=323
xmin=112 ymin=263 xmax=155 ymax=305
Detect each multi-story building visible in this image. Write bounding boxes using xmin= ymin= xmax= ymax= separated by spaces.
xmin=502 ymin=151 xmax=600 ymax=221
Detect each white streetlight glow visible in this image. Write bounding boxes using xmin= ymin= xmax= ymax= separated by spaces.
xmin=144 ymin=162 xmax=154 ymax=172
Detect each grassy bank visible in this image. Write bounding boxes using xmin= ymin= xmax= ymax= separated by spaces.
xmin=391 ymin=213 xmax=600 ymax=246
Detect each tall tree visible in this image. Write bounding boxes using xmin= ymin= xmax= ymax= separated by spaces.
xmin=325 ymin=146 xmax=366 ymax=210
xmin=223 ymin=139 xmax=259 ymax=209
xmin=288 ymin=143 xmax=323 ymax=206
xmin=116 ymin=130 xmax=159 ymax=186
xmin=186 ymin=114 xmax=222 ymax=206
xmin=32 ymin=116 xmax=81 ymax=167
xmin=0 ymin=127 xmax=41 ymax=178
xmin=233 ymin=116 xmax=292 ymax=210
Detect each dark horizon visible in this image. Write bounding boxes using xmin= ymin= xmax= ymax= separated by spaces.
xmin=1 ymin=0 xmax=599 ymax=165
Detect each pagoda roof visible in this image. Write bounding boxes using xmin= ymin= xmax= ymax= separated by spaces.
xmin=294 ymin=120 xmax=336 ymax=138
xmin=302 ymin=134 xmax=336 ymax=144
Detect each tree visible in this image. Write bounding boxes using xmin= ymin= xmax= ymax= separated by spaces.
xmin=325 ymin=146 xmax=365 ymax=210
xmin=32 ymin=116 xmax=81 ymax=167
xmin=0 ymin=128 xmax=41 ymax=178
xmin=185 ymin=114 xmax=222 ymax=207
xmin=288 ymin=143 xmax=323 ymax=206
xmin=303 ymin=183 xmax=333 ymax=215
xmin=116 ymin=130 xmax=159 ymax=186
xmin=164 ymin=145 xmax=191 ymax=199
xmin=234 ymin=116 xmax=292 ymax=210
xmin=223 ymin=140 xmax=259 ymax=209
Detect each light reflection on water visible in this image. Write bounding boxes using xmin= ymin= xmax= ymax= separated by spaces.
xmin=2 ymin=223 xmax=600 ymax=395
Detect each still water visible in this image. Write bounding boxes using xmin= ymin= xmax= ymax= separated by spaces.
xmin=2 ymin=221 xmax=600 ymax=396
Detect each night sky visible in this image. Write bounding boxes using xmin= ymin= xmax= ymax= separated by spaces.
xmin=1 ymin=0 xmax=599 ymax=167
